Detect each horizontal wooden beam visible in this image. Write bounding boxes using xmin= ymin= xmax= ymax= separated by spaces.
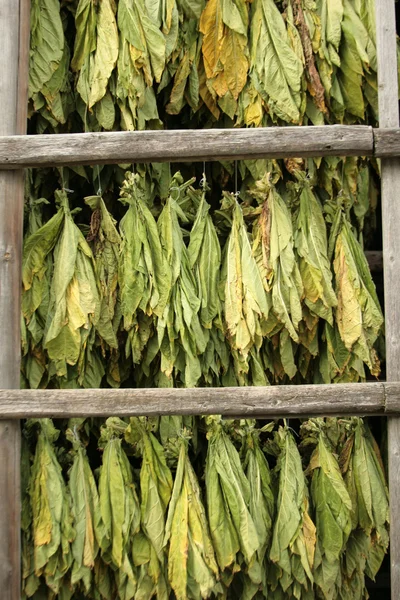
xmin=0 ymin=382 xmax=398 ymax=419
xmin=374 ymin=128 xmax=400 ymax=157
xmin=0 ymin=125 xmax=373 ymax=168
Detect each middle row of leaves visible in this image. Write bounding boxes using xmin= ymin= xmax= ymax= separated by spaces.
xmin=21 ymin=169 xmax=383 ymax=390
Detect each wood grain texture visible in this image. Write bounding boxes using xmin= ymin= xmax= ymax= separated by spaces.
xmin=0 ymin=1 xmax=30 ymax=599
xmin=376 ymin=9 xmax=399 ymax=129
xmin=0 ymin=383 xmax=395 ymax=418
xmin=0 ymin=125 xmax=373 ymax=168
xmin=376 ymin=0 xmax=400 ymax=597
xmin=374 ymin=129 xmax=400 ymax=157
xmin=381 ymin=159 xmax=400 ymax=598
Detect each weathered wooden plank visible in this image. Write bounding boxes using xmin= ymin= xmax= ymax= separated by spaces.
xmin=376 ymin=0 xmax=400 ymax=597
xmin=0 ymin=1 xmax=30 ymax=599
xmin=374 ymin=129 xmax=400 ymax=157
xmin=0 ymin=125 xmax=373 ymax=168
xmin=5 ymin=126 xmax=400 ymax=168
xmin=0 ymin=382 xmax=393 ymax=418
xmin=383 ymin=384 xmax=400 ymax=414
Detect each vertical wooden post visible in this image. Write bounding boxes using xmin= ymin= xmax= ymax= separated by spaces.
xmin=376 ymin=0 xmax=400 ymax=597
xmin=0 ymin=1 xmax=30 ymax=599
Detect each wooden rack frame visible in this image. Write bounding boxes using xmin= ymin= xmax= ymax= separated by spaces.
xmin=0 ymin=0 xmax=399 ymax=598
xmin=0 ymin=126 xmax=398 ymax=167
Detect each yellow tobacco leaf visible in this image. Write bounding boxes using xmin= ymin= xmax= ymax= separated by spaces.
xmin=199 ymin=60 xmax=221 ymax=119
xmin=213 ymin=72 xmax=229 ymax=97
xmin=220 ymin=29 xmax=248 ymax=99
xmin=34 ymin=463 xmax=53 ymax=547
xmin=303 ymin=500 xmax=316 ymax=569
xmin=83 ymin=503 xmax=95 ymax=568
xmin=168 ymin=481 xmax=189 ymax=599
xmin=244 ymin=87 xmax=263 ymax=126
xmin=334 ymin=233 xmax=362 ymax=351
xmin=87 ymin=0 xmax=119 ymax=108
xmin=200 ymin=0 xmax=224 ymax=79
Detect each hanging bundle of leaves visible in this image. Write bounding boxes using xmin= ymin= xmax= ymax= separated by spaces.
xmin=318 ymin=208 xmax=384 ymax=383
xmin=119 ymin=172 xmax=171 ymax=330
xmin=22 ymin=189 xmax=117 ymax=389
xmin=155 ymin=174 xmax=208 ymax=387
xmin=26 ymin=419 xmax=75 ymax=597
xmin=240 ymin=422 xmax=275 ymax=599
xmin=66 ymin=421 xmax=106 ymax=594
xmin=21 ymin=189 xmax=54 ymax=390
xmin=29 ymin=0 xmax=74 ymax=130
xmin=205 ymin=416 xmax=259 ymax=589
xmin=339 ymin=418 xmax=389 ymax=596
xmin=293 ymin=172 xmax=338 ymax=325
xmin=188 ymin=183 xmax=222 ymax=330
xmin=123 ymin=417 xmax=173 ymax=598
xmin=268 ymin=425 xmax=316 ymax=600
xmin=249 ymin=0 xmax=305 ymax=124
xmin=98 ymin=418 xmax=141 ymax=600
xmin=306 ymin=422 xmax=352 ymax=600
xmin=250 ymin=174 xmax=303 ymax=344
xmin=163 ymin=423 xmax=219 ymax=599
xmin=221 ymin=193 xmax=271 ymax=359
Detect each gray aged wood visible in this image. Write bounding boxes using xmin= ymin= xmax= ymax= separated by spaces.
xmin=0 ymin=382 xmax=395 ymax=418
xmin=0 ymin=125 xmax=373 ymax=168
xmin=374 ymin=129 xmax=400 ymax=157
xmin=384 ymin=385 xmax=400 ymax=414
xmin=376 ymin=0 xmax=400 ymax=597
xmin=0 ymin=1 xmax=30 ymax=599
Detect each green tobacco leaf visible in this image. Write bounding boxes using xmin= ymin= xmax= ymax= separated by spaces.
xmin=164 ymin=438 xmax=218 ymax=599
xmin=126 ymin=418 xmax=173 ymax=562
xmin=72 ymin=0 xmax=97 ymax=72
xmin=98 ymin=426 xmax=140 ymax=594
xmin=250 ymin=0 xmax=304 ymax=122
xmin=68 ymin=430 xmax=107 ymax=588
xmin=76 ymin=0 xmax=119 ymax=109
xmin=29 ymin=0 xmax=64 ymax=96
xmin=22 ymin=209 xmax=64 ymax=319
xmin=118 ymin=0 xmax=166 ymax=83
xmin=251 ymin=176 xmax=303 ymax=342
xmin=223 ymin=195 xmax=271 ymax=357
xmin=243 ymin=428 xmax=274 ymax=588
xmin=269 ymin=426 xmax=316 ymax=596
xmin=156 ymin=177 xmax=208 ymax=386
xmin=119 ymin=173 xmax=171 ymax=330
xmin=206 ymin=423 xmax=259 ymax=568
xmin=85 ymin=195 xmax=121 ymax=348
xmin=43 ymin=191 xmax=101 ymax=380
xmin=29 ymin=420 xmax=74 ymax=584
xmin=333 ymin=214 xmax=383 ymax=376
xmin=310 ymin=434 xmax=352 ymax=561
xmin=294 ymin=178 xmax=337 ymax=324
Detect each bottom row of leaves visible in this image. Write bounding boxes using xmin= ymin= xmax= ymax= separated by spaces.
xmin=21 ymin=415 xmax=389 ymax=600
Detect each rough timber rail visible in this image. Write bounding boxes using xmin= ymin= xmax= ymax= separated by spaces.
xmin=0 ymin=382 xmax=400 ymax=419
xmin=0 ymin=125 xmax=398 ymax=168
